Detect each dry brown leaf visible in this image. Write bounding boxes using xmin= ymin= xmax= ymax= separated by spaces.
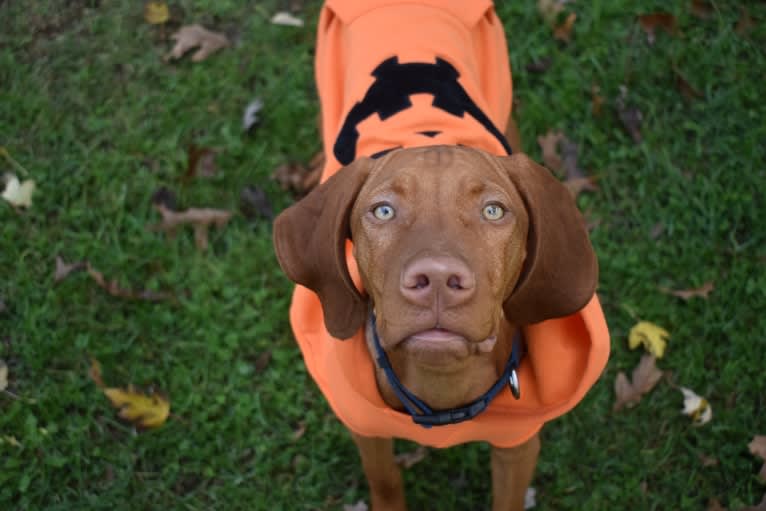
xmin=144 ymin=2 xmax=170 ymax=25
xmin=690 ymin=0 xmax=714 ymax=19
xmin=271 ymin=152 xmax=324 ymax=196
xmin=0 ymin=359 xmax=7 ymax=392
xmin=564 ymin=177 xmax=598 ymax=198
xmin=699 ymin=454 xmax=719 ymax=467
xmin=749 ymin=435 xmax=766 ymax=481
xmin=291 ymin=421 xmax=307 ymax=441
xmin=613 ymin=354 xmax=663 ymax=411
xmin=742 ymin=494 xmax=766 ymax=511
xmin=674 ymin=69 xmax=704 ymax=100
xmin=87 ymin=263 xmax=173 ymax=302
xmin=706 ymin=498 xmax=727 ymax=511
xmin=736 ymin=8 xmax=755 ymax=35
xmin=553 ymin=13 xmax=577 ymax=42
xmin=185 ymin=144 xmax=218 ymax=179
xmin=537 ymin=0 xmax=571 ymax=26
xmin=536 ymin=130 xmax=564 ymax=174
xmin=253 ymin=351 xmax=272 ymax=373
xmin=166 ymin=25 xmax=229 ymax=63
xmin=591 ymin=84 xmax=604 ymax=116
xmin=240 ymin=185 xmax=274 ymax=220
xmin=395 ymin=446 xmax=428 ymax=469
xmin=659 ymin=281 xmax=714 ymax=300
xmin=150 ymin=204 xmax=232 ymax=251
xmin=615 ymin=85 xmax=643 ymax=143
xmin=638 ymin=12 xmax=677 ymax=44
xmin=650 ymin=222 xmax=665 ymax=240
xmin=54 ymin=255 xmax=87 ymax=283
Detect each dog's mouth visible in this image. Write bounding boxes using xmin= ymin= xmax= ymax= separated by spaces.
xmin=400 ymin=328 xmax=498 ymax=366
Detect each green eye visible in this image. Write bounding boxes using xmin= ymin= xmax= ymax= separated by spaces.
xmin=373 ymin=204 xmax=395 ymax=220
xmin=482 ymin=204 xmax=505 ymax=221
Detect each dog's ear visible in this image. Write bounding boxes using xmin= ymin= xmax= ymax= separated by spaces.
xmin=273 ymin=158 xmax=374 ymax=339
xmin=498 ymin=153 xmax=598 ymax=324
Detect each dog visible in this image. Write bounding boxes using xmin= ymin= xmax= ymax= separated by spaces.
xmin=273 ymin=1 xmax=610 ymax=509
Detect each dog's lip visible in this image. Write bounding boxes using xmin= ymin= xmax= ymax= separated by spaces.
xmin=399 ymin=329 xmax=498 ymax=364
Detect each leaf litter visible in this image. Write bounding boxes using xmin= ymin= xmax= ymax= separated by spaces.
xmin=629 ymin=321 xmax=670 ymax=358
xmin=150 ymin=203 xmax=233 ymax=251
xmin=659 ymin=281 xmax=714 ymax=300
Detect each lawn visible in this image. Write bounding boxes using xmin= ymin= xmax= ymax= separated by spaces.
xmin=1 ymin=1 xmax=764 ymax=510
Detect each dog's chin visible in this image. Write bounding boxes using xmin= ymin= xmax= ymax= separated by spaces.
xmin=398 ymin=329 xmax=498 ymax=368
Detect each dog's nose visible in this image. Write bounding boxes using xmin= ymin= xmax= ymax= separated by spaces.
xmin=400 ymin=256 xmax=476 ymax=308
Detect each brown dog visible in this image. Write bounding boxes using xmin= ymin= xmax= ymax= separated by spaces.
xmin=273 ymin=1 xmax=609 ymax=509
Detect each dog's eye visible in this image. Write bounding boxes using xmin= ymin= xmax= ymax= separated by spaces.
xmin=482 ymin=203 xmax=505 ymax=221
xmin=372 ymin=204 xmax=396 ymax=221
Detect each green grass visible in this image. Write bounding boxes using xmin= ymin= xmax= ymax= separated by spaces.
xmin=1 ymin=1 xmax=764 ymax=509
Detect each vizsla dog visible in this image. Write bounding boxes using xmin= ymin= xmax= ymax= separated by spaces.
xmin=273 ymin=1 xmax=610 ymax=509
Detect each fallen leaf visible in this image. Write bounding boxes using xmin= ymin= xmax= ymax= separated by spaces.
xmin=240 ymin=185 xmax=274 ymax=220
xmin=749 ymin=435 xmax=766 ymax=481
xmin=0 ymin=359 xmax=7 ymax=392
xmin=638 ymin=12 xmax=677 ymax=45
xmin=185 ymin=144 xmax=218 ymax=179
xmin=613 ymin=354 xmax=664 ymax=411
xmin=558 ymin=137 xmax=597 ymax=198
xmin=674 ymin=69 xmax=704 ymax=100
xmin=699 ymin=454 xmax=719 ymax=467
xmin=343 ymin=501 xmax=369 ymax=511
xmin=526 ymin=57 xmax=552 ymax=74
xmin=537 ymin=0 xmax=571 ymax=26
xmin=564 ymin=176 xmax=598 ymax=198
xmin=2 ymin=174 xmax=35 ymax=208
xmin=144 ymin=1 xmax=169 ymax=25
xmin=707 ymin=498 xmax=727 ymax=511
xmin=89 ymin=358 xmax=170 ymax=429
xmin=591 ymin=84 xmax=604 ymax=116
xmin=680 ymin=387 xmax=712 ymax=426
xmin=271 ymin=152 xmax=324 ymax=196
xmin=553 ymin=13 xmax=577 ymax=42
xmin=742 ymin=494 xmax=766 ymax=511
xmin=291 ymin=422 xmax=307 ymax=441
xmin=271 ymin=11 xmax=304 ymax=27
xmin=166 ymin=25 xmax=229 ymax=63
xmin=150 ymin=204 xmax=233 ymax=251
xmin=650 ymin=222 xmax=665 ymax=240
xmin=615 ymin=85 xmax=643 ymax=143
xmin=54 ymin=255 xmax=87 ymax=283
xmin=242 ymin=98 xmax=264 ymax=132
xmin=736 ymin=8 xmax=755 ymax=35
xmin=87 ymin=263 xmax=173 ymax=302
xmin=395 ymin=446 xmax=428 ymax=469
xmin=536 ymin=130 xmax=564 ymax=174
xmin=659 ymin=281 xmax=714 ymax=300
xmin=629 ymin=321 xmax=670 ymax=358
xmin=525 ymin=487 xmax=537 ymax=509
xmin=690 ymin=0 xmax=714 ymax=19
xmin=104 ymin=386 xmax=170 ymax=429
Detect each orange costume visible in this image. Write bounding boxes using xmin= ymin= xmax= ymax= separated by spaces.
xmin=289 ymin=0 xmax=610 ymax=448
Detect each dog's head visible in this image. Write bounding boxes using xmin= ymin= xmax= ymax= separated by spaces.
xmin=274 ymin=146 xmax=596 ymax=365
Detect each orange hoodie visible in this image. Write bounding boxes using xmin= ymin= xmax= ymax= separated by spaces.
xmin=288 ymin=0 xmax=610 ymax=448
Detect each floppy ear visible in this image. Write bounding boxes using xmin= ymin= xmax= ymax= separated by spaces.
xmin=273 ymin=158 xmax=373 ymax=339
xmin=499 ymin=153 xmax=598 ymax=324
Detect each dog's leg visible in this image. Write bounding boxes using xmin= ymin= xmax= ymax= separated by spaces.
xmin=350 ymin=432 xmax=407 ymax=511
xmin=490 ymin=432 xmax=540 ymax=511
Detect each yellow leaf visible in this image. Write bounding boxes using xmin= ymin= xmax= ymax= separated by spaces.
xmin=144 ymin=2 xmax=170 ymax=25
xmin=103 ymin=385 xmax=170 ymax=429
xmin=628 ymin=321 xmax=669 ymax=358
xmin=680 ymin=387 xmax=712 ymax=426
xmin=2 ymin=174 xmax=35 ymax=208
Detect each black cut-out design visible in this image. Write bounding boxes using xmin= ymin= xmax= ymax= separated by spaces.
xmin=370 ymin=147 xmax=401 ymax=159
xmin=417 ymin=130 xmax=441 ymax=138
xmin=334 ymin=57 xmax=512 ymax=165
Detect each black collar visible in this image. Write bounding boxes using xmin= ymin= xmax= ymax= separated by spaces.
xmin=370 ymin=314 xmax=523 ymax=428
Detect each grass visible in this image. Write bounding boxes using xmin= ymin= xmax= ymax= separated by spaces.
xmin=1 ymin=0 xmax=764 ymax=509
